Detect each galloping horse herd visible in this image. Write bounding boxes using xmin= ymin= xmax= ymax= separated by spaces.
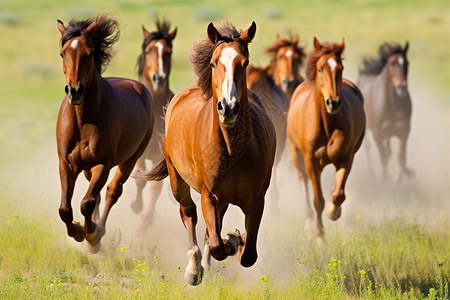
xmin=55 ymin=14 xmax=412 ymax=285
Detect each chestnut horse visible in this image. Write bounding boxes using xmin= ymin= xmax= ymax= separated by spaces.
xmin=287 ymin=37 xmax=365 ymax=243
xmin=266 ymin=33 xmax=306 ymax=101
xmin=358 ymin=42 xmax=413 ymax=181
xmin=130 ymin=19 xmax=177 ymax=234
xmin=56 ymin=15 xmax=154 ymax=252
xmin=141 ymin=21 xmax=275 ymax=285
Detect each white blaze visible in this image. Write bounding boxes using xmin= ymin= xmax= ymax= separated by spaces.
xmin=398 ymin=57 xmax=404 ymax=65
xmin=219 ymin=47 xmax=238 ymax=103
xmin=328 ymin=57 xmax=337 ymax=70
xmin=70 ymin=39 xmax=78 ymax=49
xmin=155 ymin=42 xmax=166 ymax=78
xmin=285 ymin=49 xmax=293 ymax=57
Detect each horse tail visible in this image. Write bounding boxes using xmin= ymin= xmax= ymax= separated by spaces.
xmin=135 ymin=158 xmax=168 ymax=181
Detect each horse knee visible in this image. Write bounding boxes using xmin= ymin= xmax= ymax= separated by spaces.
xmin=58 ymin=205 xmax=73 ymax=224
xmin=80 ymin=196 xmax=97 ymax=217
xmin=332 ymin=189 xmax=346 ymax=206
xmin=209 ymin=242 xmax=227 ymax=261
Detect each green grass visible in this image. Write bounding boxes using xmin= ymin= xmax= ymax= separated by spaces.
xmin=1 ymin=0 xmax=450 ymax=298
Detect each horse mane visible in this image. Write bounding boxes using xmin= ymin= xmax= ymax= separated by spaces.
xmin=360 ymin=42 xmax=405 ymax=75
xmin=305 ymin=42 xmax=343 ymax=82
xmin=266 ymin=34 xmax=306 ymax=68
xmin=190 ymin=21 xmax=250 ymax=100
xmin=60 ymin=14 xmax=119 ymax=74
xmin=137 ymin=18 xmax=174 ymax=78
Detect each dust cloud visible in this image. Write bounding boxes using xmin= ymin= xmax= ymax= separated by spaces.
xmin=14 ymin=79 xmax=450 ymax=286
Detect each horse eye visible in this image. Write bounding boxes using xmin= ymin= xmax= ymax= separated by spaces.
xmin=210 ymin=62 xmax=215 ymax=69
xmin=243 ymin=60 xmax=249 ymax=68
xmin=60 ymin=53 xmax=64 ymax=59
xmin=145 ymin=51 xmax=150 ymax=55
xmin=317 ymin=68 xmax=322 ymax=73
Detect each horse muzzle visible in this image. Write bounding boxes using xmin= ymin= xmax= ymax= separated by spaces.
xmin=281 ymin=78 xmax=295 ymax=94
xmin=325 ymin=98 xmax=341 ymax=115
xmin=65 ymin=84 xmax=85 ymax=105
xmin=394 ymin=82 xmax=408 ymax=97
xmin=152 ymin=73 xmax=168 ymax=91
xmin=217 ymin=99 xmax=240 ymax=125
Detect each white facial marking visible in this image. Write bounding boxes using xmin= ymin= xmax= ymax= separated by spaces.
xmin=285 ymin=49 xmax=293 ymax=57
xmin=70 ymin=39 xmax=78 ymax=49
xmin=398 ymin=57 xmax=404 ymax=65
xmin=155 ymin=42 xmax=166 ymax=78
xmin=328 ymin=57 xmax=337 ymax=70
xmin=219 ymin=47 xmax=238 ymax=103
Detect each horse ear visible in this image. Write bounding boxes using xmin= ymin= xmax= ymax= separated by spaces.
xmin=339 ymin=38 xmax=345 ymax=53
xmin=276 ymin=34 xmax=281 ymax=42
xmin=404 ymin=41 xmax=409 ymax=53
xmin=240 ymin=21 xmax=256 ymax=44
xmin=169 ymin=27 xmax=177 ymax=41
xmin=293 ymin=34 xmax=299 ymax=45
xmin=142 ymin=25 xmax=150 ymax=38
xmin=313 ymin=37 xmax=321 ymax=51
xmin=85 ymin=20 xmax=97 ymax=39
xmin=57 ymin=20 xmax=66 ymax=36
xmin=207 ymin=22 xmax=221 ymax=45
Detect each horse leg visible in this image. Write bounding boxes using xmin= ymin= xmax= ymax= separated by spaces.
xmin=290 ymin=143 xmax=314 ymax=230
xmin=373 ymin=132 xmax=388 ymax=180
xmin=83 ymin=170 xmax=100 ymax=222
xmin=396 ymin=131 xmax=414 ymax=181
xmin=201 ymin=204 xmax=229 ymax=270
xmin=131 ymin=155 xmax=146 ymax=214
xmin=80 ymin=163 xmax=110 ymax=252
xmin=304 ymin=155 xmax=325 ymax=244
xmin=58 ymin=160 xmax=84 ymax=242
xmin=166 ymin=160 xmax=202 ymax=286
xmin=237 ymin=193 xmax=264 ymax=268
xmin=135 ymin=179 xmax=163 ymax=235
xmin=328 ymin=157 xmax=353 ymax=221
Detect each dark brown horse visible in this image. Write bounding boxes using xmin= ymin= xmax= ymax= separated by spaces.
xmin=287 ymin=37 xmax=365 ymax=243
xmin=130 ymin=19 xmax=177 ymax=234
xmin=141 ymin=21 xmax=275 ymax=285
xmin=265 ymin=33 xmax=306 ymax=101
xmin=358 ymin=42 xmax=413 ymax=181
xmin=56 ymin=15 xmax=154 ymax=252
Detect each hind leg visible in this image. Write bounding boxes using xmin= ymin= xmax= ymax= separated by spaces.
xmin=165 ymin=159 xmax=203 ymax=286
xmin=84 ymin=170 xmax=100 ymax=222
xmin=135 ymin=179 xmax=163 ymax=235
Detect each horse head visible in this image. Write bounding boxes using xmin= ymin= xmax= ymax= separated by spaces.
xmin=313 ymin=37 xmax=345 ymax=115
xmin=58 ymin=20 xmax=97 ymax=105
xmin=207 ymin=22 xmax=256 ymax=125
xmin=384 ymin=42 xmax=409 ymax=97
xmin=141 ymin=23 xmax=177 ymax=92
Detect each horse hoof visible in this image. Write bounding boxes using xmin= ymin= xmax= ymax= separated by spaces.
xmin=85 ymin=223 xmax=103 ymax=245
xmin=85 ymin=240 xmax=101 ymax=254
xmin=184 ymin=267 xmax=204 ymax=286
xmin=328 ymin=203 xmax=342 ymax=221
xmin=71 ymin=221 xmax=85 ymax=242
xmin=316 ymin=236 xmax=325 ymax=246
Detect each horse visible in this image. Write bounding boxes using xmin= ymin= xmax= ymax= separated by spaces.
xmin=357 ymin=42 xmax=413 ymax=181
xmin=265 ymin=33 xmax=306 ymax=101
xmin=140 ymin=21 xmax=276 ymax=285
xmin=287 ymin=37 xmax=365 ymax=243
xmin=130 ymin=19 xmax=177 ymax=234
xmin=56 ymin=15 xmax=154 ymax=253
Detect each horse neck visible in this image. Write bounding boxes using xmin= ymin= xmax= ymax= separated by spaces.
xmin=213 ymin=88 xmax=252 ymax=157
xmin=74 ymin=71 xmax=103 ymax=125
xmin=313 ymin=81 xmax=340 ymax=138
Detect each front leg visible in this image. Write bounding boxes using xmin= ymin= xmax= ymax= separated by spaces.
xmin=304 ymin=155 xmax=325 ymax=243
xmin=328 ymin=157 xmax=353 ymax=221
xmin=80 ymin=163 xmax=110 ymax=248
xmin=58 ymin=159 xmax=84 ymax=242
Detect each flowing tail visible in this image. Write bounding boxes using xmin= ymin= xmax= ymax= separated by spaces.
xmin=134 ymin=159 xmax=168 ymax=181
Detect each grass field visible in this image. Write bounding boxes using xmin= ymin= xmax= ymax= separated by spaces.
xmin=0 ymin=0 xmax=449 ymax=298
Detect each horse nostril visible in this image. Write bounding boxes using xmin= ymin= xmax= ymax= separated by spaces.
xmin=232 ymin=102 xmax=240 ymax=115
xmin=65 ymin=85 xmax=69 ymax=95
xmin=153 ymin=74 xmax=159 ymax=82
xmin=78 ymin=85 xmax=85 ymax=96
xmin=217 ymin=101 xmax=223 ymax=112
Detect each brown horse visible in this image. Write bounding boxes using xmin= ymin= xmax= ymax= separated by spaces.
xmin=265 ymin=33 xmax=306 ymax=101
xmin=141 ymin=21 xmax=275 ymax=285
xmin=130 ymin=19 xmax=177 ymax=234
xmin=287 ymin=37 xmax=365 ymax=243
xmin=358 ymin=42 xmax=413 ymax=181
xmin=56 ymin=15 xmax=154 ymax=252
